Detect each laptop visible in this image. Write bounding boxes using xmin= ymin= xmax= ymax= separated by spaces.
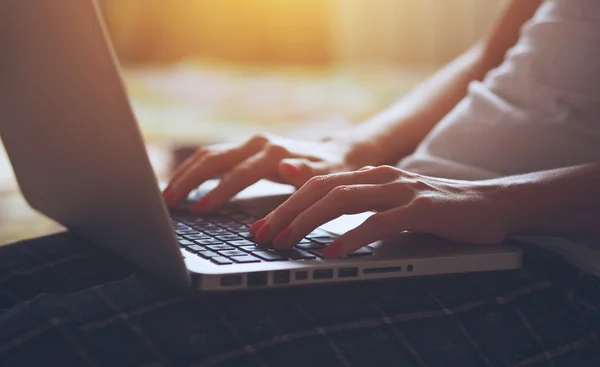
xmin=0 ymin=0 xmax=522 ymax=291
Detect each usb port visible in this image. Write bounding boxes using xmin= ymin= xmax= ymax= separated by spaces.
xmin=313 ymin=269 xmax=333 ymax=280
xmin=273 ymin=270 xmax=290 ymax=284
xmin=338 ymin=267 xmax=358 ymax=278
xmin=247 ymin=272 xmax=268 ymax=287
xmin=295 ymin=271 xmax=308 ymax=280
xmin=220 ymin=275 xmax=242 ymax=287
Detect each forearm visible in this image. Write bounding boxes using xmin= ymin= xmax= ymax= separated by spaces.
xmin=337 ymin=44 xmax=491 ymax=165
xmin=486 ymin=164 xmax=600 ymax=237
xmin=329 ymin=0 xmax=542 ymax=166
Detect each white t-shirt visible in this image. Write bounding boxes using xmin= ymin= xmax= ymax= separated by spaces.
xmin=398 ymin=0 xmax=600 ymax=275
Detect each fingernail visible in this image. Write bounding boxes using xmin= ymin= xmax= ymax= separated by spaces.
xmin=248 ymin=218 xmax=267 ymax=236
xmin=322 ymin=240 xmax=344 ymax=258
xmin=281 ymin=163 xmax=300 ymax=178
xmin=273 ymin=227 xmax=293 ymax=248
xmin=254 ymin=223 xmax=271 ymax=244
xmin=163 ymin=188 xmax=175 ymax=206
xmin=192 ymin=196 xmax=210 ymax=213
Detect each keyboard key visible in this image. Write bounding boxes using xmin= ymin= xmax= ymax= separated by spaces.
xmin=175 ymin=229 xmax=195 ymax=235
xmin=210 ymin=218 xmax=237 ymax=226
xmin=310 ymin=247 xmax=373 ymax=258
xmin=179 ymin=218 xmax=200 ymax=226
xmin=194 ymin=239 xmax=226 ymax=246
xmin=230 ymin=213 xmax=258 ymax=223
xmin=308 ymin=249 xmax=325 ymax=258
xmin=205 ymin=244 xmax=234 ymax=251
xmin=311 ymin=236 xmax=337 ymax=245
xmin=296 ymin=242 xmax=325 ymax=250
xmin=254 ymin=243 xmax=277 ymax=251
xmin=210 ymin=257 xmax=233 ymax=265
xmin=252 ymin=251 xmax=289 ymax=262
xmin=285 ymin=249 xmax=317 ymax=260
xmin=224 ymin=225 xmax=248 ymax=232
xmin=205 ymin=229 xmax=230 ymax=236
xmin=306 ymin=229 xmax=330 ymax=238
xmin=228 ymin=240 xmax=255 ymax=247
xmin=178 ymin=239 xmax=195 ymax=247
xmin=183 ymin=234 xmax=213 ymax=241
xmin=184 ymin=245 xmax=204 ymax=253
xmin=215 ymin=235 xmax=243 ymax=242
xmin=219 ymin=249 xmax=247 ymax=257
xmin=231 ymin=255 xmax=261 ymax=264
xmin=192 ymin=223 xmax=219 ymax=230
xmin=347 ymin=247 xmax=373 ymax=257
xmin=239 ymin=245 xmax=260 ymax=252
xmin=237 ymin=231 xmax=253 ymax=239
xmin=197 ymin=250 xmax=219 ymax=259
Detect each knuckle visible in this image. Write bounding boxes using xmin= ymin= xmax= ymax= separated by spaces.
xmin=387 ymin=180 xmax=407 ymax=191
xmin=305 ymin=174 xmax=330 ymax=189
xmin=200 ymin=152 xmax=218 ymax=166
xmin=411 ymin=195 xmax=435 ymax=209
xmin=383 ymin=181 xmax=415 ymax=197
xmin=371 ymin=165 xmax=400 ymax=179
xmin=264 ymin=144 xmax=289 ymax=157
xmin=248 ymin=133 xmax=270 ymax=146
xmin=328 ymin=185 xmax=355 ymax=199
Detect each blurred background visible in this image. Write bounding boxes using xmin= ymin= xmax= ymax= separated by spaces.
xmin=0 ymin=0 xmax=504 ymax=244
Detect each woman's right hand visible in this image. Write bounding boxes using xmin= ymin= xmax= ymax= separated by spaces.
xmin=162 ymin=133 xmax=382 ymax=213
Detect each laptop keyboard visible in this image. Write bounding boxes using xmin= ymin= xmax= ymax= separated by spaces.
xmin=171 ymin=210 xmax=373 ymax=265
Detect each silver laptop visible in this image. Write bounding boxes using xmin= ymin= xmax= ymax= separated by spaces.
xmin=0 ymin=0 xmax=522 ymax=291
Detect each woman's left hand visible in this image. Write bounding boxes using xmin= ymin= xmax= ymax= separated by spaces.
xmin=249 ymin=165 xmax=514 ymax=258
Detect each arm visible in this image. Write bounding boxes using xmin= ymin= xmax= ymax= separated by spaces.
xmin=164 ymin=0 xmax=544 ymax=211
xmin=251 ymin=164 xmax=600 ymax=257
xmin=331 ymin=0 xmax=543 ymax=166
xmin=491 ymin=164 xmax=600 ymax=237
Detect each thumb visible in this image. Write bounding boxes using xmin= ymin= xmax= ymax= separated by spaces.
xmin=278 ymin=158 xmax=330 ymax=187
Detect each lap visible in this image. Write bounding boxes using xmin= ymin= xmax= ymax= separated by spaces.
xmin=1 ymin=233 xmax=599 ymax=366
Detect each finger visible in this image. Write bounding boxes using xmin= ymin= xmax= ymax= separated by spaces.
xmin=278 ymin=158 xmax=332 ymax=187
xmin=322 ymin=207 xmax=414 ymax=258
xmin=165 ymin=138 xmax=267 ymax=207
xmin=255 ymin=166 xmax=400 ymax=244
xmin=272 ymin=183 xmax=407 ymax=249
xmin=162 ymin=150 xmax=206 ymax=207
xmin=167 ymin=142 xmax=233 ymax=185
xmin=192 ymin=151 xmax=277 ymax=213
xmin=164 ymin=150 xmax=208 ymax=194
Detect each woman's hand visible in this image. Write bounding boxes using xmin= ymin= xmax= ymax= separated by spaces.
xmin=249 ymin=165 xmax=513 ymax=258
xmin=162 ymin=134 xmax=382 ymax=212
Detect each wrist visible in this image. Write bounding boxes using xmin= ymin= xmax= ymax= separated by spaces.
xmin=322 ymin=136 xmax=388 ymax=169
xmin=478 ymin=180 xmax=545 ymax=237
xmin=323 ymin=130 xmax=399 ymax=168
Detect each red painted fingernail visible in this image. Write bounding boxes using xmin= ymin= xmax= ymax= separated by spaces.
xmin=322 ymin=240 xmax=344 ymax=258
xmin=273 ymin=227 xmax=293 ymax=248
xmin=163 ymin=188 xmax=175 ymax=206
xmin=281 ymin=163 xmax=300 ymax=178
xmin=248 ymin=218 xmax=267 ymax=236
xmin=192 ymin=197 xmax=210 ymax=213
xmin=254 ymin=223 xmax=271 ymax=244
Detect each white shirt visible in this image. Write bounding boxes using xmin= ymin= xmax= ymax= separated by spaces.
xmin=398 ymin=0 xmax=600 ymax=275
